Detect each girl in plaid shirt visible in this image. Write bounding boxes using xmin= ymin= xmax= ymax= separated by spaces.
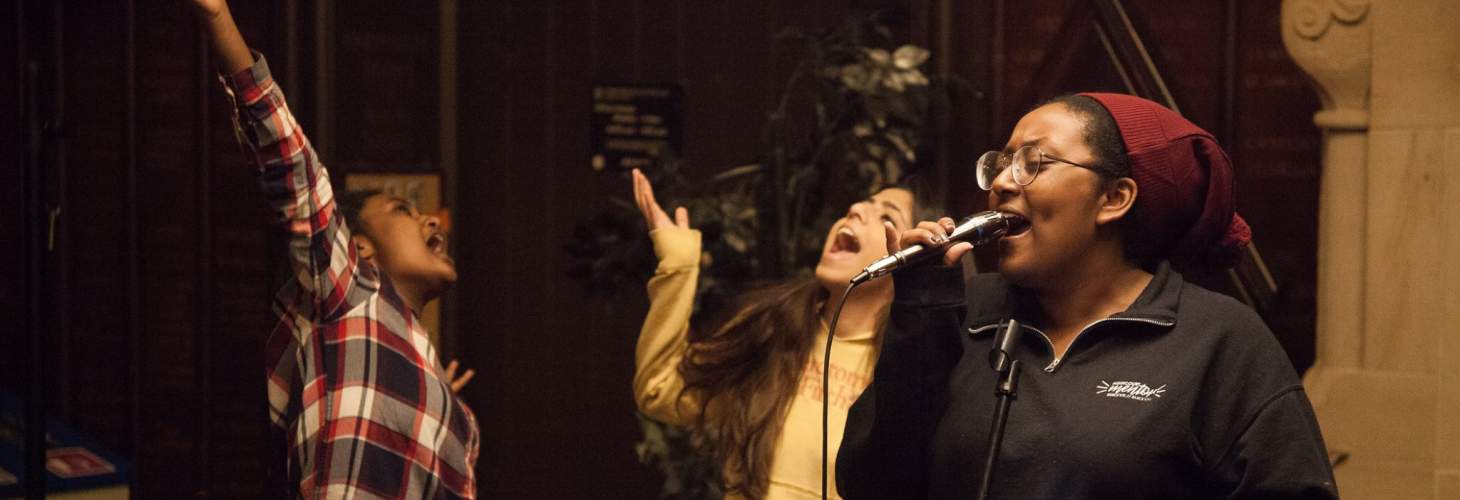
xmin=191 ymin=1 xmax=479 ymax=497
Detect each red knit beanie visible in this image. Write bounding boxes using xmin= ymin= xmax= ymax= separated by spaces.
xmin=1077 ymin=93 xmax=1252 ymax=269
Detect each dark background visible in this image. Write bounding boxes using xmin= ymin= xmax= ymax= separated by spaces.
xmin=3 ymin=0 xmax=1320 ymax=497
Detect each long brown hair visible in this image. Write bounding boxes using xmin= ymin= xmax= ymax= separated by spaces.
xmin=679 ymin=181 xmax=939 ymax=498
xmin=680 ymin=277 xmax=827 ymax=497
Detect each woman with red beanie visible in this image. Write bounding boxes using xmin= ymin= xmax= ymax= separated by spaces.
xmin=836 ymin=94 xmax=1338 ymax=499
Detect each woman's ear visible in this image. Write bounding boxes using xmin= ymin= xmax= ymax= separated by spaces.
xmin=352 ymin=233 xmax=377 ymax=262
xmin=1096 ymin=177 xmax=1138 ymax=226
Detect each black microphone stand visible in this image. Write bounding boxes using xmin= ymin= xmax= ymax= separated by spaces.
xmin=975 ymin=319 xmax=1024 ymax=500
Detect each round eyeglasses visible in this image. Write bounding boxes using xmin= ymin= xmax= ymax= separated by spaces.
xmin=975 ymin=145 xmax=1097 ymax=191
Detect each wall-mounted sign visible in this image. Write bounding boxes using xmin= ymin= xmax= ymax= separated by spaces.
xmin=590 ymin=83 xmax=683 ymax=172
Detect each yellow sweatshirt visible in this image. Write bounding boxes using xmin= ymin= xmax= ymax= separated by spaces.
xmin=633 ymin=227 xmax=877 ymax=500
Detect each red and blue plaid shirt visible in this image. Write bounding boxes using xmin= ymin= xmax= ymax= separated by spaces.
xmin=221 ymin=53 xmax=480 ymax=499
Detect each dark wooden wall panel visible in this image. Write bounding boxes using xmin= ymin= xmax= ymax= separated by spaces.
xmin=679 ymin=2 xmax=733 ymax=170
xmin=638 ymin=0 xmax=682 ymax=81
xmin=1124 ymin=0 xmax=1226 ymax=132
xmin=1230 ymin=0 xmax=1321 ymax=371
xmin=333 ymin=0 xmax=439 ymax=170
xmin=722 ymin=1 xmax=773 ymax=166
xmin=3 ymin=0 xmax=28 ymax=395
xmin=938 ymin=0 xmax=996 ymax=216
xmin=459 ymin=0 xmax=549 ymax=494
xmin=996 ymin=0 xmax=1074 ymax=128
xmin=204 ymin=3 xmax=286 ymax=498
xmin=37 ymin=1 xmax=285 ymax=497
xmin=135 ymin=2 xmax=204 ymax=496
xmin=60 ymin=0 xmax=135 ymax=463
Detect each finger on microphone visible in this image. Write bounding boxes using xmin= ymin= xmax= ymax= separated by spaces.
xmin=943 ymin=242 xmax=974 ymax=266
xmin=901 ymin=228 xmax=939 ymax=249
xmin=883 ymin=221 xmax=900 ymax=253
xmin=915 ymin=221 xmax=948 ymax=245
xmin=939 ymin=217 xmax=957 ymax=233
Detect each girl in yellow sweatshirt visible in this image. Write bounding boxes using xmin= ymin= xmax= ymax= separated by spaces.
xmin=629 ymin=169 xmax=944 ymax=499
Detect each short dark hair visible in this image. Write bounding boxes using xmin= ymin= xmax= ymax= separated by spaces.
xmin=1042 ymin=94 xmax=1129 ymax=180
xmin=335 ymin=188 xmax=384 ymax=235
xmin=1040 ymin=94 xmax=1160 ymax=268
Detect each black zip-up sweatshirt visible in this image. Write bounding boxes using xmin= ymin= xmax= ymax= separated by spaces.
xmin=837 ymin=262 xmax=1338 ymax=499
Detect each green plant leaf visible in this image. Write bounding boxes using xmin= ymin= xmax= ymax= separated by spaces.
xmin=893 ymin=44 xmax=930 ymax=70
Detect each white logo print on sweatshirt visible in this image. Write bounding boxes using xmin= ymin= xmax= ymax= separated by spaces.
xmin=1096 ymin=380 xmax=1167 ymax=402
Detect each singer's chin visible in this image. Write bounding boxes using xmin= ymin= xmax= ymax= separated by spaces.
xmin=995 ymin=246 xmax=1034 ymax=285
xmin=434 ymin=264 xmax=459 ymax=287
xmin=814 ymin=260 xmax=859 ymax=289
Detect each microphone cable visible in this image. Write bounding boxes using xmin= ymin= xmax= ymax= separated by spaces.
xmin=822 ymin=281 xmax=859 ymax=500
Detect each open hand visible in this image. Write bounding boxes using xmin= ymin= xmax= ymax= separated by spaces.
xmin=444 ymin=360 xmax=476 ymax=394
xmin=185 ymin=0 xmax=253 ymax=73
xmin=884 ymin=216 xmax=973 ymax=266
xmin=187 ymin=0 xmax=229 ymax=20
xmin=631 ymin=169 xmax=689 ymax=231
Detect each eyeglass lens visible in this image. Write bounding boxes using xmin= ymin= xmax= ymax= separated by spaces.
xmin=977 ymin=146 xmax=1043 ymax=190
xmin=976 ymin=151 xmax=1002 ymax=190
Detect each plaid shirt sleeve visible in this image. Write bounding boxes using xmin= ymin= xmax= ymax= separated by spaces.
xmin=220 ymin=52 xmax=370 ymax=317
xmin=222 ymin=53 xmax=479 ymax=499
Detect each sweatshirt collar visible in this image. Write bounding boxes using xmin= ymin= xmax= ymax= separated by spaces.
xmin=963 ymin=261 xmax=1183 ymax=332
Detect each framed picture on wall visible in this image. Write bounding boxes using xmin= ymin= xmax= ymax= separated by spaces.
xmin=343 ymin=172 xmax=448 ymax=347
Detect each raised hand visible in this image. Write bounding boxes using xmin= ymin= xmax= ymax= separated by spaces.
xmin=185 ymin=0 xmax=253 ymax=73
xmin=187 ymin=0 xmax=229 ymax=21
xmin=631 ymin=169 xmax=690 ymax=231
xmin=443 ymin=360 xmax=476 ymax=394
xmin=884 ymin=216 xmax=973 ymax=267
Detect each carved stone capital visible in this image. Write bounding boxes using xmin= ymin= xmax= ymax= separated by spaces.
xmin=1281 ymin=0 xmax=1372 ymax=130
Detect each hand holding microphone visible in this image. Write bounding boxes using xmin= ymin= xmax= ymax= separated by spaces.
xmin=852 ymin=211 xmax=1024 ymax=284
xmin=897 ymin=217 xmax=979 ymax=263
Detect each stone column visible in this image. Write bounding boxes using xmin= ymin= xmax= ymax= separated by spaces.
xmin=1283 ymin=1 xmax=1460 ymax=498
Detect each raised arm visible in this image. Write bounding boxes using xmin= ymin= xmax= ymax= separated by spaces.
xmin=190 ymin=2 xmax=394 ymax=497
xmin=191 ymin=0 xmax=252 ymax=73
xmin=190 ymin=0 xmax=364 ymax=316
xmin=629 ymin=169 xmax=705 ymax=426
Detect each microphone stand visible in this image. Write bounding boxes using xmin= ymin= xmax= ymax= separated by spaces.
xmin=975 ymin=319 xmax=1024 ymax=500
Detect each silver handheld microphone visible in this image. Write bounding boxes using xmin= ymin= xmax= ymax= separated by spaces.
xmin=850 ymin=211 xmax=1023 ymax=284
